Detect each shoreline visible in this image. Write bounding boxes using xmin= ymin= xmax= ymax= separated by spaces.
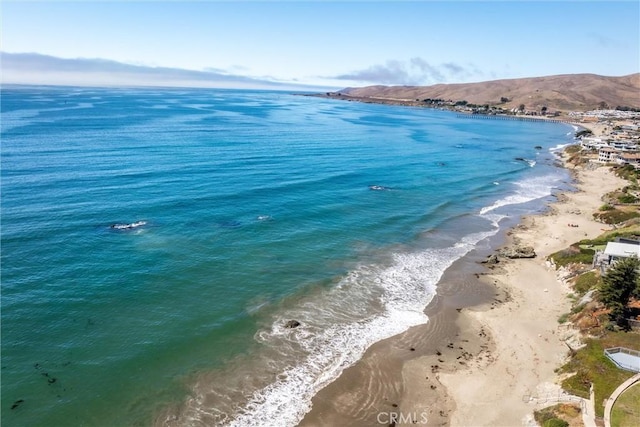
xmin=304 ymin=93 xmax=576 ymax=124
xmin=436 ymin=154 xmax=625 ymax=426
xmin=300 ymin=131 xmax=627 ymax=426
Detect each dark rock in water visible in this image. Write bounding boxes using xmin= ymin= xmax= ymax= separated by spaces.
xmin=534 ymin=145 xmax=543 ymax=150
xmin=498 ymin=245 xmax=536 ymax=259
xmin=515 ymin=157 xmax=526 ymax=161
xmin=218 ymin=220 xmax=242 ymax=228
xmin=11 ymin=399 xmax=24 ymax=410
xmin=284 ymin=320 xmax=301 ymax=329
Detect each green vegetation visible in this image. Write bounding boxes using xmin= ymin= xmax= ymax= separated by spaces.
xmin=578 ymin=224 xmax=640 ymax=246
xmin=600 ymin=257 xmax=640 ymax=327
xmin=552 ymin=141 xmax=640 ymax=422
xmin=611 ymin=383 xmax=640 ymax=427
xmin=534 ymin=407 xmax=556 ymax=425
xmin=570 ymin=303 xmax=587 ymax=315
xmin=560 ymin=332 xmax=639 ymax=417
xmin=533 ymin=405 xmax=579 ymax=427
xmin=574 ymin=271 xmax=601 ymax=295
xmin=549 ymin=245 xmax=595 ymax=267
xmin=615 ymin=106 xmax=640 ymax=112
xmin=618 ymin=194 xmax=638 ymax=204
xmin=543 ymin=419 xmax=568 ymax=427
xmin=614 ymin=165 xmax=640 ymax=183
xmin=564 ymin=144 xmax=582 ymax=154
xmin=593 ymin=208 xmax=640 ymax=225
xmin=422 ymin=98 xmax=445 ymax=104
xmin=558 ymin=312 xmax=570 ymax=324
xmin=549 ymin=224 xmax=640 ymax=268
xmin=579 ymin=243 xmax=607 ymax=252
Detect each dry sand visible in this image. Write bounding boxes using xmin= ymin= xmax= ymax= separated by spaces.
xmin=428 ymin=159 xmax=626 ymax=426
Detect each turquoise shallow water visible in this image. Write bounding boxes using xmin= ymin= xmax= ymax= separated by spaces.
xmin=2 ymin=86 xmax=574 ymax=426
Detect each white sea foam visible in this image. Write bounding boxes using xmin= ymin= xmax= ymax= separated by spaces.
xmin=110 ymin=220 xmax=147 ymax=230
xmin=479 ymin=173 xmax=559 ymax=216
xmin=220 ymin=226 xmax=499 ymax=427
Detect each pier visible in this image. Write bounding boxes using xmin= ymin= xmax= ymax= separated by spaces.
xmin=456 ymin=114 xmax=567 ymax=124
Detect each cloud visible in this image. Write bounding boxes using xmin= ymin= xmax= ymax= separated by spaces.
xmin=441 ymin=62 xmax=464 ymax=76
xmin=330 ymin=57 xmax=484 ymax=85
xmin=409 ymin=57 xmax=445 ymax=82
xmin=586 ymin=32 xmax=623 ymax=49
xmin=0 ymin=52 xmax=330 ymax=90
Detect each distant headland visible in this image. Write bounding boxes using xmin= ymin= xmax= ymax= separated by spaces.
xmin=307 ymin=73 xmax=640 ymax=117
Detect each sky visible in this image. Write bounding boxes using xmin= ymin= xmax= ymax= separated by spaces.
xmin=2 ymin=1 xmax=639 ymax=90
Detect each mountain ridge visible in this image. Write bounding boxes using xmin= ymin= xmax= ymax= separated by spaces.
xmin=338 ymin=73 xmax=640 ymax=112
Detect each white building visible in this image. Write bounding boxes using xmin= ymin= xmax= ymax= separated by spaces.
xmin=603 ymin=241 xmax=640 ymax=261
xmin=581 ymin=136 xmax=607 ymax=150
xmin=616 ymin=152 xmax=640 ymax=169
xmin=598 ymin=147 xmax=619 ymax=163
xmin=607 ymin=139 xmax=638 ymax=151
xmin=594 ymin=239 xmax=640 ymax=273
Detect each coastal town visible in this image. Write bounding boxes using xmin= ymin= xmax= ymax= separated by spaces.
xmin=573 ymin=111 xmax=640 ymax=168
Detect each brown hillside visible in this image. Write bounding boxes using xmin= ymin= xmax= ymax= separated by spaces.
xmin=341 ymin=73 xmax=640 ymax=112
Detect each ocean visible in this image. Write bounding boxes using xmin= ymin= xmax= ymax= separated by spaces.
xmin=1 ymin=85 xmax=574 ymax=426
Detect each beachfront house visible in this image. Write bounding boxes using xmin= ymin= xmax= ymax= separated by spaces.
xmin=581 ymin=136 xmax=606 ymax=150
xmin=616 ymin=152 xmax=640 ymax=169
xmin=596 ymin=143 xmax=640 ymax=165
xmin=594 ymin=238 xmax=640 ymax=273
xmin=598 ymin=147 xmax=619 ymax=163
xmin=608 ymin=139 xmax=638 ymax=151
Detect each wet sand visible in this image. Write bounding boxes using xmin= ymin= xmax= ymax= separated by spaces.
xmin=299 ymin=249 xmax=501 ymax=427
xmin=300 ymin=148 xmax=626 ymax=426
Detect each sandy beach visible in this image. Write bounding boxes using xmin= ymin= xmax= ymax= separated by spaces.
xmin=435 ymin=161 xmax=626 ymax=427
xmin=300 ymin=130 xmax=628 ymax=426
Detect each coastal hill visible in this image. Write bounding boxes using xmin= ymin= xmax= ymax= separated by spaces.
xmin=337 ymin=73 xmax=640 ymax=112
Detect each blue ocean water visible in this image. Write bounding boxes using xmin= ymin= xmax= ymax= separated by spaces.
xmin=1 ymin=86 xmax=574 ymax=426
